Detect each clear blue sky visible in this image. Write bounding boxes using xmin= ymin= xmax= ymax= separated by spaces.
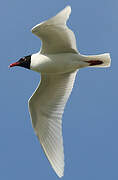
xmin=0 ymin=0 xmax=118 ymax=179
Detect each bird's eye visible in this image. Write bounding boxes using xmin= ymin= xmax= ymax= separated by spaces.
xmin=23 ymin=57 xmax=26 ymax=61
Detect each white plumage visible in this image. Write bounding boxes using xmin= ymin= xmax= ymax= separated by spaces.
xmin=31 ymin=6 xmax=78 ymax=54
xmin=29 ymin=71 xmax=77 ymax=177
xmin=11 ymin=6 xmax=111 ymax=178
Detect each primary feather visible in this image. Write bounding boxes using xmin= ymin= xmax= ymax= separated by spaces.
xmin=28 ymin=71 xmax=77 ymax=177
xmin=31 ymin=6 xmax=78 ymax=54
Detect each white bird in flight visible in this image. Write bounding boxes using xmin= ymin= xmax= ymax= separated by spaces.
xmin=9 ymin=6 xmax=111 ymax=178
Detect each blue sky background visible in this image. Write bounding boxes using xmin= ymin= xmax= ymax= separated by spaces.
xmin=0 ymin=0 xmax=118 ymax=179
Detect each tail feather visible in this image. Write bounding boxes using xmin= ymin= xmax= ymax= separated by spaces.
xmin=85 ymin=53 xmax=111 ymax=68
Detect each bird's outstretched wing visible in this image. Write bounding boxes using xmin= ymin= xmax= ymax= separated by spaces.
xmin=28 ymin=70 xmax=77 ymax=177
xmin=31 ymin=6 xmax=78 ymax=54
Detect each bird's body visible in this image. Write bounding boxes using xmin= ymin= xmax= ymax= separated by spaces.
xmin=10 ymin=6 xmax=111 ymax=178
xmin=30 ymin=53 xmax=110 ymax=74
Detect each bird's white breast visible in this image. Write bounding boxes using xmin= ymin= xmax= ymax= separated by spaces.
xmin=30 ymin=53 xmax=87 ymax=74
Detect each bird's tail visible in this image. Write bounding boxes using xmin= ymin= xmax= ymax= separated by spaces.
xmin=84 ymin=53 xmax=111 ymax=68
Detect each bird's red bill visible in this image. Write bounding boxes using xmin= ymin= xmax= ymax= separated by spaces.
xmin=9 ymin=62 xmax=20 ymax=68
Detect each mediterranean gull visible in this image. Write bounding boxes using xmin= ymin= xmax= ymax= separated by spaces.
xmin=9 ymin=6 xmax=111 ymax=178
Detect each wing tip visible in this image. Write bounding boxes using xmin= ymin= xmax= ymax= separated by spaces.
xmin=57 ymin=171 xmax=64 ymax=178
xmin=59 ymin=5 xmax=71 ymax=19
xmin=53 ymin=165 xmax=64 ymax=178
xmin=65 ymin=5 xmax=71 ymax=13
xmin=31 ymin=5 xmax=71 ymax=33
